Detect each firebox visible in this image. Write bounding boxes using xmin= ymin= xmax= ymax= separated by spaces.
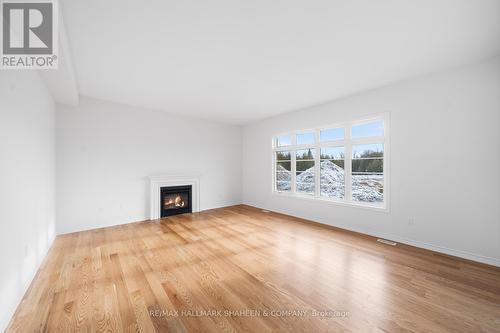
xmin=160 ymin=185 xmax=192 ymax=217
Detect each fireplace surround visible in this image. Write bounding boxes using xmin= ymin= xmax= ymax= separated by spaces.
xmin=149 ymin=175 xmax=200 ymax=220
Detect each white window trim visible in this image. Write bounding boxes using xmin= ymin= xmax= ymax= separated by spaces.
xmin=272 ymin=113 xmax=390 ymax=212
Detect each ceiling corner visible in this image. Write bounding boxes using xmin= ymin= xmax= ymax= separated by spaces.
xmin=39 ymin=3 xmax=79 ymax=107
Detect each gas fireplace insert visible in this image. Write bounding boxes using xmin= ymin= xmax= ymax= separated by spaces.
xmin=160 ymin=185 xmax=192 ymax=217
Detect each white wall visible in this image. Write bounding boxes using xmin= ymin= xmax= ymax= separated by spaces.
xmin=242 ymin=57 xmax=500 ymax=266
xmin=56 ymin=97 xmax=242 ymax=234
xmin=0 ymin=72 xmax=56 ymax=331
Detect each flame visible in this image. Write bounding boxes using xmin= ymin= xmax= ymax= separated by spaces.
xmin=165 ymin=195 xmax=186 ymax=208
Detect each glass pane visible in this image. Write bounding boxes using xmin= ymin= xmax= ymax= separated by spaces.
xmin=276 ymin=135 xmax=291 ymax=147
xmin=320 ymin=147 xmax=344 ymax=160
xmin=320 ymin=128 xmax=344 ymax=141
xmin=352 ymin=143 xmax=383 ymax=202
xmin=296 ymin=160 xmax=314 ymax=171
xmin=296 ymin=149 xmax=315 ymax=160
xmin=352 ymin=158 xmax=383 ymax=174
xmin=323 ymin=159 xmax=344 ymax=168
xmin=296 ymin=132 xmax=315 ymax=145
xmin=352 ymin=120 xmax=384 ymax=138
xmin=277 ymin=161 xmax=291 ymax=171
xmin=296 ymin=171 xmax=315 ymax=194
xmin=276 ymin=180 xmax=291 ymax=191
xmin=320 ymin=160 xmax=345 ymax=199
xmin=352 ymin=175 xmax=384 ymax=203
xmin=296 ymin=147 xmax=315 ymax=194
xmin=276 ymin=149 xmax=291 ymax=192
xmin=276 ymin=151 xmax=291 ymax=161
xmin=352 ymin=144 xmax=384 ymax=159
xmin=277 ymin=166 xmax=291 ymax=179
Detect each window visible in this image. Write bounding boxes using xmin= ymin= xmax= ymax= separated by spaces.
xmin=296 ymin=132 xmax=315 ymax=145
xmin=352 ymin=120 xmax=384 ymax=138
xmin=275 ymin=135 xmax=291 ymax=147
xmin=352 ymin=143 xmax=384 ymax=203
xmin=320 ymin=147 xmax=345 ymax=199
xmin=275 ymin=151 xmax=291 ymax=191
xmin=273 ymin=115 xmax=388 ymax=209
xmin=320 ymin=127 xmax=344 ymax=142
xmin=296 ymin=148 xmax=315 ymax=194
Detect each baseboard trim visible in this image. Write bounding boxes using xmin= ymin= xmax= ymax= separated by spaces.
xmin=245 ymin=204 xmax=500 ymax=268
xmin=368 ymin=231 xmax=500 ymax=267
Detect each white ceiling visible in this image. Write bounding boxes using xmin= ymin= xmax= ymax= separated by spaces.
xmin=60 ymin=0 xmax=500 ymax=124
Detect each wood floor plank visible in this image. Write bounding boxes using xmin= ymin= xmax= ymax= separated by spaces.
xmin=6 ymin=205 xmax=500 ymax=332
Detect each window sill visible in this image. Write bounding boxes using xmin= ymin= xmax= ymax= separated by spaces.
xmin=272 ymin=190 xmax=389 ymax=213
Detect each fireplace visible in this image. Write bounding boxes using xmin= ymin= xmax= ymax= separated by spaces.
xmin=149 ymin=175 xmax=199 ymax=220
xmin=160 ymin=185 xmax=192 ymax=217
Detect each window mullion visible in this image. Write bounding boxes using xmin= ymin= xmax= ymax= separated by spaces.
xmin=291 ymin=134 xmax=296 ymax=193
xmin=345 ymin=125 xmax=352 ymax=202
xmin=273 ymin=150 xmax=276 ymax=192
xmin=314 ymin=130 xmax=320 ymax=197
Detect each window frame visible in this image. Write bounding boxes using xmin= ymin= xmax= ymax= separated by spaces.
xmin=272 ymin=113 xmax=390 ymax=211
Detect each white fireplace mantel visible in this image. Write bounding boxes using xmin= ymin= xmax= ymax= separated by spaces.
xmin=149 ymin=174 xmax=200 ymax=220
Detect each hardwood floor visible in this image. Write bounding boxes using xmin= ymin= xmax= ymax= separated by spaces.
xmin=7 ymin=205 xmax=500 ymax=332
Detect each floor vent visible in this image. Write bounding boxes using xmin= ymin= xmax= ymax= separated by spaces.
xmin=261 ymin=209 xmax=271 ymax=213
xmin=377 ymin=238 xmax=397 ymax=246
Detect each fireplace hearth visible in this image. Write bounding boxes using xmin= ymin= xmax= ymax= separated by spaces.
xmin=160 ymin=185 xmax=192 ymax=217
